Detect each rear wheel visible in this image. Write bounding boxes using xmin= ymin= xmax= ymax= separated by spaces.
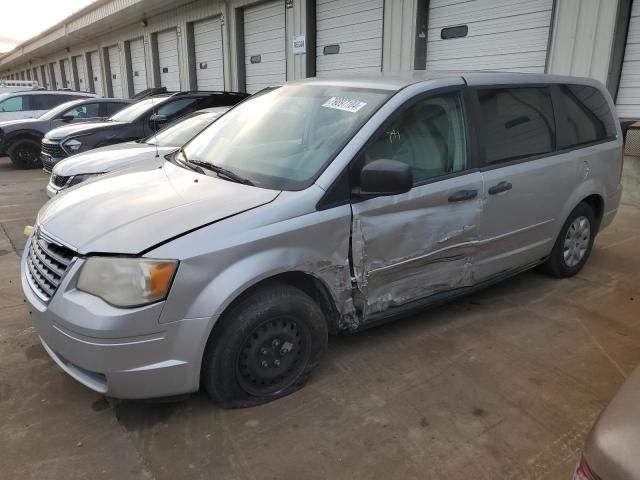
xmin=202 ymin=283 xmax=328 ymax=408
xmin=8 ymin=139 xmax=42 ymax=169
xmin=541 ymin=203 xmax=597 ymax=278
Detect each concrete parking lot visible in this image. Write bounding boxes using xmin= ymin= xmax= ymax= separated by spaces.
xmin=1 ymin=157 xmax=639 ymax=480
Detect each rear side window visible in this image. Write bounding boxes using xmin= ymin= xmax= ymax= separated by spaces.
xmin=556 ymin=85 xmax=617 ymax=148
xmin=478 ymin=87 xmax=555 ymax=164
xmin=29 ymin=94 xmax=70 ymax=110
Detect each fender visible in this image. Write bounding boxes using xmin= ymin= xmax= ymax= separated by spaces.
xmin=554 ymin=176 xmax=606 ymax=238
xmin=4 ymin=129 xmax=43 ymax=147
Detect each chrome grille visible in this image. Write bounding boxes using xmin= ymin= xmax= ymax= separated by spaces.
xmin=41 ymin=155 xmax=57 ymax=173
xmin=26 ymin=231 xmax=75 ymax=302
xmin=51 ymin=174 xmax=69 ymax=188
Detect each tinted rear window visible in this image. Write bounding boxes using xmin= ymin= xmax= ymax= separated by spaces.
xmin=478 ymin=87 xmax=555 ymax=164
xmin=556 ymin=85 xmax=617 ymax=148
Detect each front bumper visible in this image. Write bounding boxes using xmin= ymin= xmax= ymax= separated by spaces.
xmin=46 ymin=180 xmax=61 ymax=198
xmin=41 ymin=152 xmax=66 ymax=174
xmin=20 ymin=236 xmax=211 ymax=399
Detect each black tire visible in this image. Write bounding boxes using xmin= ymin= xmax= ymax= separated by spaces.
xmin=8 ymin=139 xmax=42 ymax=169
xmin=541 ymin=202 xmax=597 ymax=278
xmin=202 ymin=283 xmax=328 ymax=408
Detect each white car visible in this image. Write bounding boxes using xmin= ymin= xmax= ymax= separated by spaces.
xmin=0 ymin=90 xmax=96 ymax=121
xmin=47 ymin=106 xmax=229 ymax=197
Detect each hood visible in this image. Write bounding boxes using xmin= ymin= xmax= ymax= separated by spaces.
xmin=38 ymin=160 xmax=280 ymax=254
xmin=53 ymin=142 xmax=177 ymax=176
xmin=45 ymin=120 xmax=126 ymax=141
xmin=584 ymin=366 xmax=640 ymax=480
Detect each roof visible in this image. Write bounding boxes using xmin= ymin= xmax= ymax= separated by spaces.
xmin=2 ymin=90 xmax=97 ymax=97
xmin=287 ymin=71 xmax=607 ymax=91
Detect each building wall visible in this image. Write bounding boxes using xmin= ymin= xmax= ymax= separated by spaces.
xmin=0 ymin=0 xmax=627 ymax=97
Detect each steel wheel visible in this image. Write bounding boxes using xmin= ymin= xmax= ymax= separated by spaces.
xmin=236 ymin=317 xmax=309 ymax=397
xmin=563 ymin=215 xmax=591 ymax=267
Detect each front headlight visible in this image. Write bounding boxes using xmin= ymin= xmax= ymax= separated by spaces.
xmin=67 ymin=173 xmax=101 ymax=188
xmin=77 ymin=257 xmax=178 ymax=307
xmin=62 ymin=138 xmax=83 ymax=154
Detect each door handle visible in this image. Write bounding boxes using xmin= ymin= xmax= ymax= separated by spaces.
xmin=488 ymin=181 xmax=513 ymax=195
xmin=448 ymin=189 xmax=478 ymax=203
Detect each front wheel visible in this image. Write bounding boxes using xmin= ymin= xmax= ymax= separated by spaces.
xmin=8 ymin=139 xmax=42 ymax=169
xmin=541 ymin=203 xmax=597 ymax=278
xmin=202 ymin=283 xmax=328 ymax=408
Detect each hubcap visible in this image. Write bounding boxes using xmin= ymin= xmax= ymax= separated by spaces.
xmin=563 ymin=215 xmax=591 ymax=267
xmin=18 ymin=146 xmax=37 ymax=162
xmin=237 ymin=318 xmax=308 ymax=396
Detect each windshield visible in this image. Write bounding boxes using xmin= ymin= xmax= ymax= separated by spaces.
xmin=146 ymin=111 xmax=221 ymax=147
xmin=182 ymin=85 xmax=392 ymax=190
xmin=38 ymin=99 xmax=84 ymax=120
xmin=110 ymin=97 xmax=165 ymax=123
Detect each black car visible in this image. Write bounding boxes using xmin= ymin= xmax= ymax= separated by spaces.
xmin=40 ymin=91 xmax=249 ymax=172
xmin=0 ymin=97 xmax=130 ymax=169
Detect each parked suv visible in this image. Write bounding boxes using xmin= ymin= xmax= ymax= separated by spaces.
xmin=0 ymin=98 xmax=130 ymax=169
xmin=0 ymin=90 xmax=95 ymax=122
xmin=21 ymin=74 xmax=622 ymax=408
xmin=46 ymin=107 xmax=229 ymax=196
xmin=40 ymin=91 xmax=248 ymax=169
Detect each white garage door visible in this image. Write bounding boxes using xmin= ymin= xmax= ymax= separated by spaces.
xmin=315 ymin=0 xmax=384 ymax=77
xmin=89 ymin=51 xmax=103 ymax=96
xmin=244 ymin=0 xmax=286 ymax=94
xmin=32 ymin=68 xmax=39 ymax=84
xmin=107 ymin=46 xmax=123 ymax=98
xmin=62 ymin=59 xmax=72 ymax=88
xmin=74 ymin=55 xmax=86 ymax=91
xmin=616 ymin=1 xmax=640 ymax=118
xmin=193 ymin=17 xmax=224 ymax=90
xmin=129 ymin=38 xmax=148 ymax=95
xmin=426 ymin=0 xmax=554 ymax=73
xmin=42 ymin=66 xmax=50 ymax=89
xmin=157 ymin=29 xmax=181 ymax=91
xmin=53 ymin=62 xmax=62 ymax=89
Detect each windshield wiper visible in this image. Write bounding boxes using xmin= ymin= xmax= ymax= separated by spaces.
xmin=174 ymin=148 xmax=204 ymax=174
xmin=188 ymin=159 xmax=254 ymax=186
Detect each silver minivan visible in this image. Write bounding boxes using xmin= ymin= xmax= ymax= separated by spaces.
xmin=21 ymin=73 xmax=623 ymax=407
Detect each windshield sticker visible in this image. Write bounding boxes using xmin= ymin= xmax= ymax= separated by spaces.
xmin=321 ymin=97 xmax=367 ymax=113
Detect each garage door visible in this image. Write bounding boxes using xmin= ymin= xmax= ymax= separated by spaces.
xmin=62 ymin=59 xmax=72 ymax=88
xmin=193 ymin=17 xmax=224 ymax=90
xmin=41 ymin=66 xmax=50 ymax=89
xmin=426 ymin=0 xmax=554 ymax=73
xmin=32 ymin=68 xmax=39 ymax=85
xmin=89 ymin=51 xmax=103 ymax=96
xmin=616 ymin=1 xmax=640 ymax=118
xmin=52 ymin=62 xmax=62 ymax=89
xmin=315 ymin=0 xmax=384 ymax=77
xmin=243 ymin=0 xmax=286 ymax=94
xmin=129 ymin=38 xmax=148 ymax=95
xmin=157 ymin=29 xmax=181 ymax=91
xmin=74 ymin=55 xmax=86 ymax=91
xmin=107 ymin=46 xmax=123 ymax=98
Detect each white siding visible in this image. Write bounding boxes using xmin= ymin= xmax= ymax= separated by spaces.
xmin=89 ymin=51 xmax=103 ymax=96
xmin=129 ymin=38 xmax=148 ymax=94
xmin=193 ymin=17 xmax=224 ymax=90
xmin=426 ymin=0 xmax=554 ymax=73
xmin=157 ymin=29 xmax=181 ymax=91
xmin=617 ymin=0 xmax=640 ymax=117
xmin=316 ymin=0 xmax=384 ymax=77
xmin=74 ymin=55 xmax=87 ymax=91
xmin=244 ymin=0 xmax=286 ymax=94
xmin=107 ymin=45 xmax=123 ymax=97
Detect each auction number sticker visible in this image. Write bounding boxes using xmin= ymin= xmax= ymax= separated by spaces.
xmin=321 ymin=97 xmax=367 ymax=113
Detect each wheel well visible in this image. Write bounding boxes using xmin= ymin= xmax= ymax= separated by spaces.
xmin=6 ymin=132 xmax=42 ymax=152
xmin=216 ymin=272 xmax=341 ymax=337
xmin=581 ymin=194 xmax=604 ymax=229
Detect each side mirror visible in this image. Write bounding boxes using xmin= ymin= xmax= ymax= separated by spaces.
xmin=149 ymin=113 xmax=167 ymax=126
xmin=359 ymin=159 xmax=413 ymax=197
xmin=61 ymin=114 xmax=74 ymax=123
